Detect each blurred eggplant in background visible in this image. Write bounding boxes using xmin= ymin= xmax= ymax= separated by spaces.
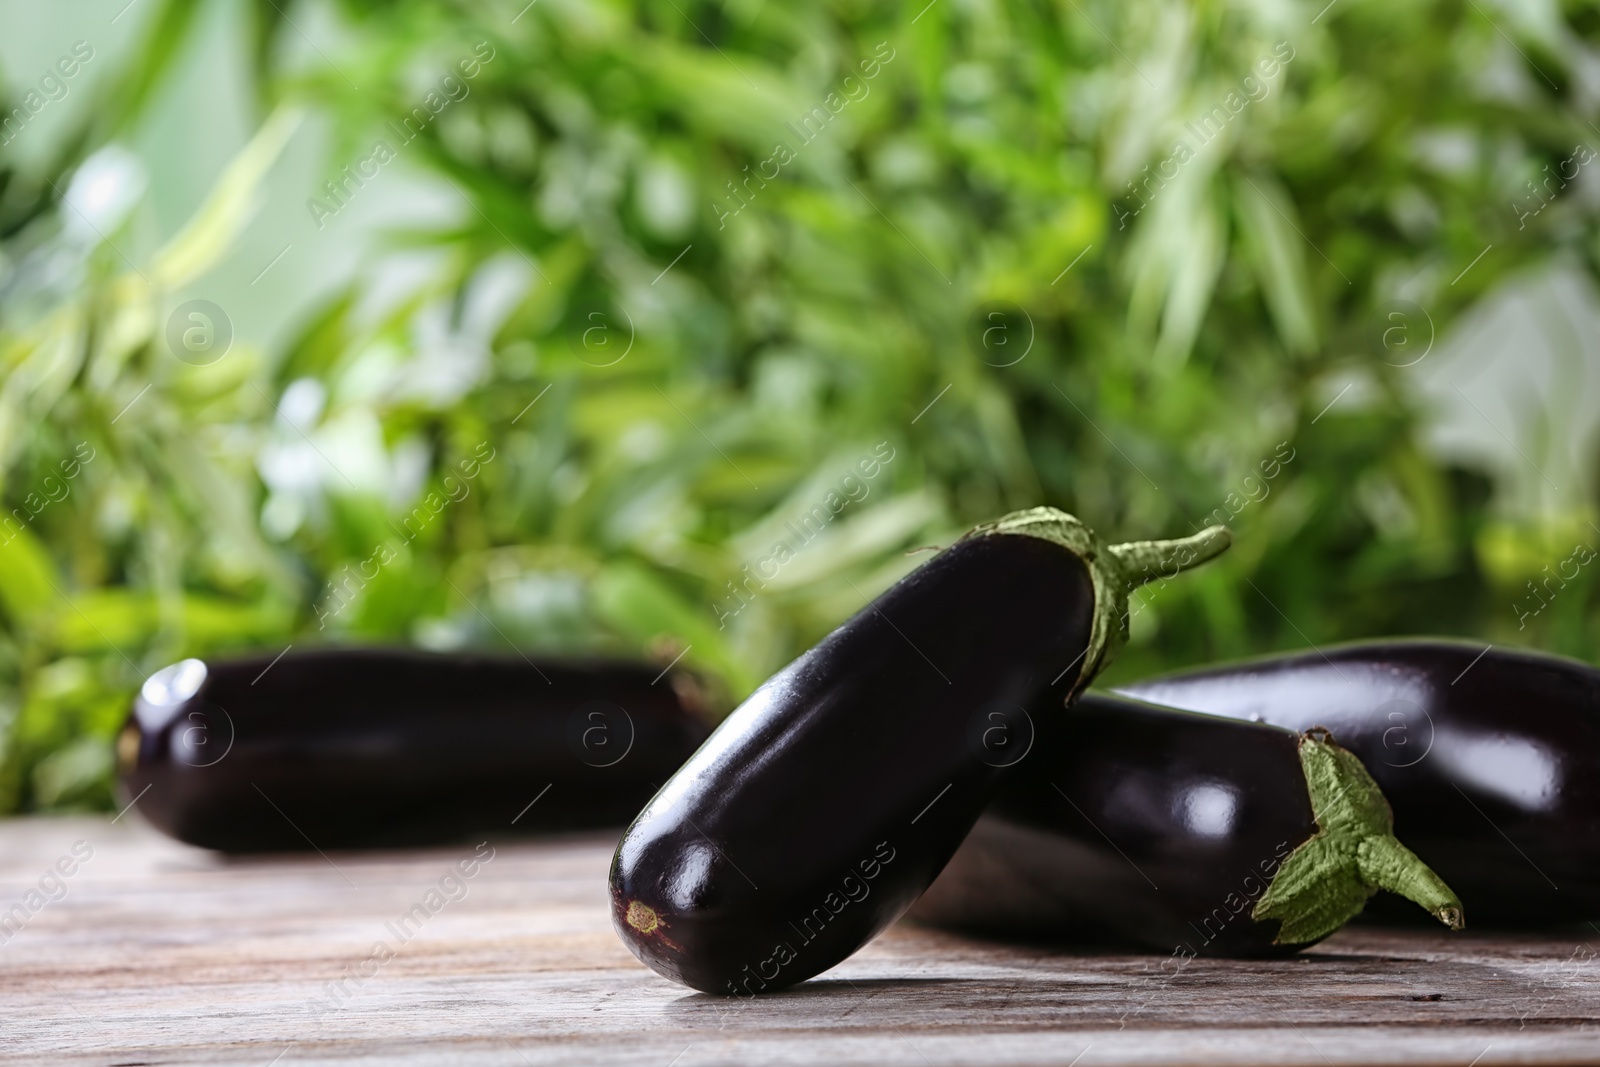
xmin=912 ymin=692 xmax=1461 ymax=955
xmin=117 ymin=648 xmax=712 ymax=852
xmin=1120 ymin=640 xmax=1600 ymax=924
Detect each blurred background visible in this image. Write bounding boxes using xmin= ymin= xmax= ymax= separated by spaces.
xmin=2 ymin=0 xmax=1597 ymax=815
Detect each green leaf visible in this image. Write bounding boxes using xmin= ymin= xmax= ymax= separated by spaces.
xmin=0 ymin=527 xmax=65 ymax=626
xmin=1234 ymin=172 xmax=1318 ymax=355
xmin=591 ymin=561 xmax=760 ymax=699
xmin=55 ymin=591 xmax=286 ymax=654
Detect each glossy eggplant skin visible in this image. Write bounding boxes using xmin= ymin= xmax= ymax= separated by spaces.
xmin=1120 ymin=640 xmax=1600 ymax=924
xmin=610 ymin=533 xmax=1094 ymax=995
xmin=912 ymin=692 xmax=1316 ymax=956
xmin=118 ymin=648 xmax=710 ymax=852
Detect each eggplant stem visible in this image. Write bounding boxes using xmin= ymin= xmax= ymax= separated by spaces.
xmin=1253 ymin=731 xmax=1465 ymax=944
xmin=1107 ymin=526 xmax=1232 ymax=588
xmin=980 ymin=509 xmax=1233 ymax=698
xmin=1358 ymin=835 xmax=1466 ymax=931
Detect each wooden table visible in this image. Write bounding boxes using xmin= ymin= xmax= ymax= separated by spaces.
xmin=2 ymin=816 xmax=1597 ymax=1065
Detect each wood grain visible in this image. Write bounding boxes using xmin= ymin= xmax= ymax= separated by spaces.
xmin=1 ymin=815 xmax=1597 ymax=1065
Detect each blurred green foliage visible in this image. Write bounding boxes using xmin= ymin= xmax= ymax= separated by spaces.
xmin=2 ymin=0 xmax=1599 ymax=812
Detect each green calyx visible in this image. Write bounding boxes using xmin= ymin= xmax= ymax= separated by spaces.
xmin=973 ymin=507 xmax=1232 ymax=696
xmin=1254 ymin=729 xmax=1465 ymax=944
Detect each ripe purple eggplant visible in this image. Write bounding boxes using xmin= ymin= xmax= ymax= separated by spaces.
xmin=609 ymin=508 xmax=1231 ymax=995
xmin=912 ymin=691 xmax=1463 ymax=955
xmin=117 ymin=647 xmax=710 ymax=852
xmin=1117 ymin=639 xmax=1600 ymax=925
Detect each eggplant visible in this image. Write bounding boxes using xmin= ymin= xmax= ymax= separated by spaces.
xmin=912 ymin=691 xmax=1463 ymax=955
xmin=609 ymin=508 xmax=1231 ymax=995
xmin=1117 ymin=639 xmax=1600 ymax=925
xmin=117 ymin=647 xmax=711 ymax=852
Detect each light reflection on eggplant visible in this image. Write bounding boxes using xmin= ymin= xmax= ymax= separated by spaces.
xmin=1121 ymin=639 xmax=1600 ymax=924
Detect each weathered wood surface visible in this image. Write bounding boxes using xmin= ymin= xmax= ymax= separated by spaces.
xmin=2 ymin=815 xmax=1598 ymax=1066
